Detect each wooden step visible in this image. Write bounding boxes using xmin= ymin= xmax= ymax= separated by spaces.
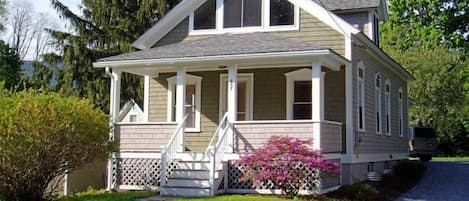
xmin=160 ymin=186 xmax=211 ymax=197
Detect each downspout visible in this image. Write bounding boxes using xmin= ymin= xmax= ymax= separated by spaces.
xmin=105 ymin=67 xmax=115 ymax=191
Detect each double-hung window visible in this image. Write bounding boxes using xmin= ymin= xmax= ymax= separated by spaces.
xmin=358 ymin=63 xmax=365 ymax=131
xmin=375 ymin=74 xmax=382 ymax=134
xmin=224 ymin=0 xmax=262 ymax=28
xmin=399 ymin=88 xmax=404 ymax=137
xmin=385 ymin=79 xmax=391 ymax=135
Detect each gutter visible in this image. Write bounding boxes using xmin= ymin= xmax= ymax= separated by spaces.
xmin=93 ymin=50 xmax=348 ymax=68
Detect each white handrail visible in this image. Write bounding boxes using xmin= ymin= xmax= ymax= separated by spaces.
xmin=205 ymin=113 xmax=229 ymax=153
xmin=207 ymin=113 xmax=231 ymax=195
xmin=160 ymin=114 xmax=188 ymax=186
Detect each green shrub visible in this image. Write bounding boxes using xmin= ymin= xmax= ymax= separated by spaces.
xmin=333 ymin=183 xmax=379 ymax=201
xmin=393 ymin=160 xmax=426 ymax=179
xmin=0 ymin=90 xmax=110 ymax=201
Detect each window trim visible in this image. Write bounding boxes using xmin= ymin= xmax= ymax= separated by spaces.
xmin=357 ymin=62 xmax=366 ymax=132
xmin=285 ymin=68 xmax=322 ymax=120
xmin=219 ymin=73 xmax=254 ymax=121
xmin=375 ymin=73 xmax=382 ymax=135
xmin=398 ymin=87 xmax=404 ymax=137
xmin=188 ymin=0 xmax=299 ymax=35
xmin=384 ymin=79 xmax=391 ymax=136
xmin=167 ymin=74 xmax=202 ymax=132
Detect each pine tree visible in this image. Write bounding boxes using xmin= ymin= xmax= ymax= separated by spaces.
xmin=48 ymin=0 xmax=181 ymax=112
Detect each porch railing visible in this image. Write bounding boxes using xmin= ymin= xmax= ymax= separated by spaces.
xmin=206 ymin=113 xmax=230 ymax=195
xmin=160 ymin=115 xmax=188 ymax=186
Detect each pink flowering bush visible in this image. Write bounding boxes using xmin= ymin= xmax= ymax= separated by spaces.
xmin=236 ymin=135 xmax=340 ymax=197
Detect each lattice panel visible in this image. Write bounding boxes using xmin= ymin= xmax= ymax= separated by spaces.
xmin=113 ymin=158 xmax=161 ymax=187
xmin=228 ymin=161 xmax=320 ymax=191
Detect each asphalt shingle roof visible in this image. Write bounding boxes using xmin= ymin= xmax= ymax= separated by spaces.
xmin=315 ymin=0 xmax=382 ymax=11
xmin=98 ymin=32 xmax=326 ymax=62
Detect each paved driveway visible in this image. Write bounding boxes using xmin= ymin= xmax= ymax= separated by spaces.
xmin=396 ymin=161 xmax=469 ymax=201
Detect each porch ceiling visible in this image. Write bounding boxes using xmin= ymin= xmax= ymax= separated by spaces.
xmin=93 ymin=32 xmax=349 ymax=76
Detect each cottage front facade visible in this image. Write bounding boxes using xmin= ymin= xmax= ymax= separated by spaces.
xmin=94 ymin=0 xmax=413 ymax=197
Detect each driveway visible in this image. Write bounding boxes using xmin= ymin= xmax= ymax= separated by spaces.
xmin=396 ymin=161 xmax=469 ymax=201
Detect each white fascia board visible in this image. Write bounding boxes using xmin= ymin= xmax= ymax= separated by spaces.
xmin=93 ymin=50 xmax=337 ymax=68
xmin=290 ymin=0 xmax=360 ymax=36
xmin=131 ymin=0 xmax=207 ymax=50
xmin=354 ymin=33 xmax=414 ymax=81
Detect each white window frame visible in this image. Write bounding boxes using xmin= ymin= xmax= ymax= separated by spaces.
xmin=188 ymin=0 xmax=299 ymax=35
xmin=167 ymin=74 xmax=202 ymax=132
xmin=398 ymin=88 xmax=404 ymax=137
xmin=385 ymin=79 xmax=391 ymax=136
xmin=285 ymin=68 xmax=315 ymax=120
xmin=357 ymin=62 xmax=366 ymax=132
xmin=219 ymin=73 xmax=254 ymax=121
xmin=375 ymin=73 xmax=382 ymax=135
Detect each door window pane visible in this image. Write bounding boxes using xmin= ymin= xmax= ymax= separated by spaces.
xmin=185 ymin=85 xmax=196 ymax=128
xmin=194 ymin=0 xmax=216 ymax=30
xmin=270 ymin=0 xmax=294 ymax=26
xmin=237 ymin=82 xmax=247 ymax=120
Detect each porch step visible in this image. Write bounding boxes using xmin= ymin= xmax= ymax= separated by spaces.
xmin=171 ymin=169 xmax=221 ymax=179
xmin=159 ymin=186 xmax=211 ymax=197
xmin=175 ymin=161 xmax=222 ymax=170
xmin=166 ymin=178 xmax=211 ymax=188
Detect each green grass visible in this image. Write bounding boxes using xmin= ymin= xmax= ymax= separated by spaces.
xmin=55 ymin=190 xmax=155 ymax=201
xmin=175 ymin=195 xmax=292 ymax=201
xmin=432 ymin=156 xmax=469 ymax=162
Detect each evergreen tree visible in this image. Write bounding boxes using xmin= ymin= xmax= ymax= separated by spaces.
xmin=0 ymin=40 xmax=22 ymax=90
xmin=48 ymin=0 xmax=181 ymax=112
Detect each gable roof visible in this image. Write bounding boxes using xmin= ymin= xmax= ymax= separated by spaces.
xmin=313 ymin=0 xmax=381 ymax=11
xmin=132 ymin=0 xmax=360 ymax=50
xmin=101 ymin=32 xmax=326 ymax=62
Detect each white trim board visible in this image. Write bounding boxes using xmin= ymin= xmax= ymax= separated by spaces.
xmin=219 ymin=73 xmax=254 ymax=122
xmin=130 ymin=0 xmax=360 ymax=50
xmin=344 ymin=152 xmax=409 ymax=164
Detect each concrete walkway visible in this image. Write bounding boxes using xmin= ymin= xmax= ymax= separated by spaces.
xmin=135 ymin=196 xmax=173 ymax=201
xmin=396 ymin=161 xmax=469 ymax=201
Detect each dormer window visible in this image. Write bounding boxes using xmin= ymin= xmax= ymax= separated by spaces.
xmin=190 ymin=0 xmax=299 ymax=34
xmin=270 ymin=0 xmax=295 ymax=26
xmin=194 ymin=0 xmax=216 ymax=30
xmin=224 ymin=0 xmax=262 ymax=28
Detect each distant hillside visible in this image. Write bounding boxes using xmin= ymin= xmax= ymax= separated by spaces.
xmin=21 ymin=60 xmax=34 ymax=77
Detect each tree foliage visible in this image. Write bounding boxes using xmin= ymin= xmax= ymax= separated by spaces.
xmin=382 ymin=0 xmax=469 ymax=155
xmin=0 ymin=40 xmax=22 ymax=90
xmin=47 ymin=0 xmax=181 ymax=112
xmin=0 ymin=0 xmax=5 ymax=31
xmin=236 ymin=136 xmax=340 ymax=197
xmin=0 ymin=90 xmax=110 ymax=201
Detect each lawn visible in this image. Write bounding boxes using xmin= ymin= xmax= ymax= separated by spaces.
xmin=174 ymin=195 xmax=292 ymax=201
xmin=55 ymin=190 xmax=155 ymax=201
xmin=432 ymin=156 xmax=469 ymax=162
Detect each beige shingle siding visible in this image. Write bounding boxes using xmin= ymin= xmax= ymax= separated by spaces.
xmin=153 ymin=10 xmax=345 ymax=57
xmin=351 ymin=36 xmax=409 ymax=154
xmin=337 ymin=11 xmax=371 ymax=38
xmin=148 ymin=68 xmax=347 ymax=152
xmin=276 ymin=9 xmax=345 ymax=56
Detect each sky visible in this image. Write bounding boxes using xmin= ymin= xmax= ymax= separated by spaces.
xmin=2 ymin=0 xmax=81 ymax=60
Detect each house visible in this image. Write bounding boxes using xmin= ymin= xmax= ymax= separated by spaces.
xmin=93 ymin=0 xmax=413 ymax=197
xmin=119 ymin=99 xmax=145 ymax=123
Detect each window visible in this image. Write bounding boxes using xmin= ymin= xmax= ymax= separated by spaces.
xmin=167 ymin=74 xmax=202 ymax=132
xmin=129 ymin=115 xmax=137 ymax=122
xmin=399 ymin=88 xmax=404 ymax=137
xmin=358 ymin=63 xmax=365 ymax=131
xmin=189 ymin=0 xmax=298 ymax=33
xmin=270 ymin=0 xmax=294 ymax=26
xmin=293 ymin=81 xmax=312 ymax=120
xmin=375 ymin=74 xmax=382 ymax=134
xmin=224 ymin=0 xmax=262 ymax=28
xmin=194 ymin=0 xmax=216 ymax=30
xmin=373 ymin=14 xmax=380 ymax=46
xmin=385 ymin=79 xmax=391 ymax=135
xmin=219 ymin=74 xmax=254 ymax=121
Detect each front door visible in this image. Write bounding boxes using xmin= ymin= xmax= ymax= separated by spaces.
xmin=220 ymin=74 xmax=253 ymax=121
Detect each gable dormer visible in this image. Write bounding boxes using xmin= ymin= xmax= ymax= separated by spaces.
xmin=189 ymin=0 xmax=300 ymax=34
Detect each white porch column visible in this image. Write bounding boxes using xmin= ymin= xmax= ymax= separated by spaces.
xmin=312 ymin=62 xmax=325 ymax=149
xmin=107 ymin=69 xmax=121 ymax=191
xmin=176 ymin=67 xmax=186 ymax=152
xmin=227 ymin=65 xmax=238 ymax=152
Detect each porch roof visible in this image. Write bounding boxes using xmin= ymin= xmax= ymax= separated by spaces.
xmin=98 ymin=32 xmax=329 ymax=62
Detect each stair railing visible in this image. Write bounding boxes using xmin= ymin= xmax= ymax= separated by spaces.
xmin=206 ymin=113 xmax=231 ymax=195
xmin=160 ymin=114 xmax=188 ymax=186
